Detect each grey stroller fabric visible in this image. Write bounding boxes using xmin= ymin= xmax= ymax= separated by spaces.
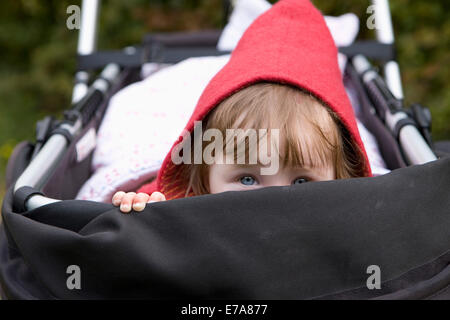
xmin=1 ymin=156 xmax=449 ymax=299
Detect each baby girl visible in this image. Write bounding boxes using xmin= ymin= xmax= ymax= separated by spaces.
xmin=111 ymin=0 xmax=371 ymax=212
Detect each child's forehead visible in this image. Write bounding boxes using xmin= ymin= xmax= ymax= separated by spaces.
xmin=218 ymin=145 xmax=331 ymax=169
xmin=232 ymin=162 xmax=318 ymax=170
xmin=204 ymin=84 xmax=340 ymax=171
xmin=219 ymin=124 xmax=335 ymax=167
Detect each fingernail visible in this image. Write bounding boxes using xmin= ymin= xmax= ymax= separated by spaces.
xmin=112 ymin=199 xmax=121 ymax=206
xmin=133 ymin=203 xmax=145 ymax=211
xmin=120 ymin=204 xmax=131 ymax=212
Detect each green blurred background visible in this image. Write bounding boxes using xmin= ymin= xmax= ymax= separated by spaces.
xmin=0 ymin=0 xmax=449 ymax=204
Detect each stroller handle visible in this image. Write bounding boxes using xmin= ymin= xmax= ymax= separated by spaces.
xmin=353 ymin=55 xmax=437 ymax=165
xmin=14 ymin=121 xmax=81 ymax=194
xmin=13 ymin=64 xmax=121 ymax=212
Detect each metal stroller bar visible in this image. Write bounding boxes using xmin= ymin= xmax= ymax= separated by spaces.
xmin=352 ymin=55 xmax=436 ymax=165
xmin=373 ymin=0 xmax=404 ymax=99
xmin=72 ymin=0 xmax=101 ymax=104
xmin=14 ymin=64 xmax=120 ymax=211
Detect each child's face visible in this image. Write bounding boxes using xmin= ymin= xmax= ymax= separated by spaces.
xmin=208 ymin=162 xmax=335 ymax=194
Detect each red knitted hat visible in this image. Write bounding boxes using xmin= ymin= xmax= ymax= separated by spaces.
xmin=138 ymin=0 xmax=372 ymax=199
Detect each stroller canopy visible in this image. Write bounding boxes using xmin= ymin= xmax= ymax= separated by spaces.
xmin=1 ymin=157 xmax=449 ymax=299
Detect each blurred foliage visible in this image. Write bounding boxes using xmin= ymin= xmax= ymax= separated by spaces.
xmin=0 ymin=0 xmax=449 ymax=204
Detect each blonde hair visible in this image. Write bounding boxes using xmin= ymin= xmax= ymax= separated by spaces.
xmin=180 ymin=82 xmax=367 ymax=196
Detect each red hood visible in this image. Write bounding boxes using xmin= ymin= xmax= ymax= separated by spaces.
xmin=139 ymin=0 xmax=371 ymax=199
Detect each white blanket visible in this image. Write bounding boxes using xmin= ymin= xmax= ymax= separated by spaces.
xmin=76 ymin=0 xmax=389 ymax=202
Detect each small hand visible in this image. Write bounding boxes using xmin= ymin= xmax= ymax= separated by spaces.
xmin=112 ymin=191 xmax=166 ymax=213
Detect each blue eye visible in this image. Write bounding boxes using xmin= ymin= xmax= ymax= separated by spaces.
xmin=240 ymin=176 xmax=256 ymax=186
xmin=293 ymin=177 xmax=308 ymax=185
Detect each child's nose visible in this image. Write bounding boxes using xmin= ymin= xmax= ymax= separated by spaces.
xmin=264 ymin=180 xmax=290 ymax=187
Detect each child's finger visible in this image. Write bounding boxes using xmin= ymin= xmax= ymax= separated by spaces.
xmin=119 ymin=192 xmax=136 ymax=213
xmin=148 ymin=192 xmax=166 ymax=202
xmin=132 ymin=193 xmax=150 ymax=212
xmin=112 ymin=191 xmax=126 ymax=206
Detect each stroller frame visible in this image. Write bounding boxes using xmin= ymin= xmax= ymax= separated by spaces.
xmin=10 ymin=0 xmax=437 ymax=211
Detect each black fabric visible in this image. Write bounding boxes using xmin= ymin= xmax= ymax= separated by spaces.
xmin=77 ymin=50 xmax=144 ymax=71
xmin=339 ymin=41 xmax=396 ymax=61
xmin=143 ymin=30 xmax=222 ymax=48
xmin=1 ymin=158 xmax=449 ymax=299
xmin=435 ymin=141 xmax=450 ymax=155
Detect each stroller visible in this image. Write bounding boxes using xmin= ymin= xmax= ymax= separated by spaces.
xmin=1 ymin=0 xmax=449 ymax=299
